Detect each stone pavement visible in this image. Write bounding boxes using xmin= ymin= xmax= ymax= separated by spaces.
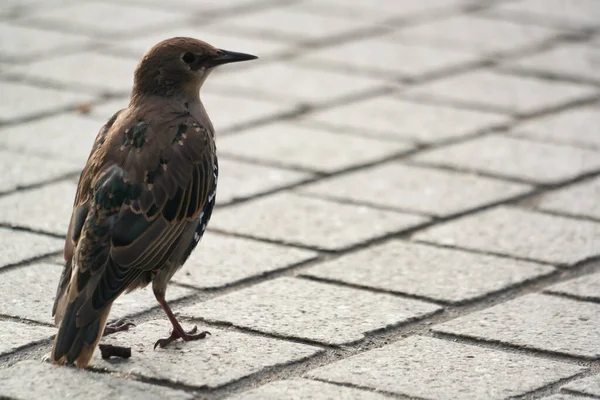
xmin=0 ymin=0 xmax=599 ymax=398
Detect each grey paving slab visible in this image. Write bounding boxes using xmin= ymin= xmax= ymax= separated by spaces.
xmin=304 ymin=95 xmax=509 ymax=143
xmin=414 ymin=206 xmax=600 ymax=265
xmin=396 ymin=15 xmax=561 ymax=54
xmin=537 ymin=395 xmax=583 ymax=400
xmin=545 ymin=272 xmax=600 ymax=302
xmin=407 ymin=70 xmax=596 ymax=115
xmin=506 ymin=43 xmax=600 ymax=83
xmin=174 ymin=233 xmax=318 ymax=289
xmin=0 ymin=81 xmax=94 ymax=122
xmin=300 ymin=162 xmax=532 ymax=216
xmin=207 ymin=61 xmax=389 ymax=105
xmin=211 ymin=192 xmax=428 ymax=250
xmin=0 ymin=114 xmax=99 ymax=164
xmin=0 ymin=22 xmax=89 ymax=60
xmin=298 ymin=35 xmax=479 ymax=79
xmin=231 ymin=379 xmax=393 ymax=400
xmin=411 ymin=134 xmax=600 ymax=185
xmin=216 ymin=158 xmax=312 ymax=204
xmin=12 ymin=51 xmax=138 ymax=93
xmin=0 ymin=228 xmax=63 ymax=269
xmin=0 ymin=360 xmax=194 ymax=400
xmin=307 ymin=335 xmax=584 ymax=400
xmin=435 ymin=293 xmax=600 ymax=359
xmin=94 ymin=319 xmax=322 ymax=388
xmin=563 ymin=374 xmax=600 ymax=397
xmin=209 ymin=4 xmax=373 ymax=43
xmin=218 ymin=123 xmax=413 ymax=173
xmin=121 ymin=0 xmax=258 ymax=12
xmin=534 ymin=176 xmax=600 ymax=220
xmin=21 ymin=2 xmax=187 ymax=36
xmin=180 ymin=277 xmax=441 ymax=345
xmin=491 ymin=0 xmax=600 ymax=29
xmin=0 ymin=262 xmax=194 ymax=324
xmin=295 ymin=0 xmax=465 ymax=20
xmin=0 ymin=321 xmax=55 ymax=356
xmin=79 ymin=97 xmax=128 ymax=121
xmin=512 ymin=106 xmax=600 ymax=150
xmin=113 ymin=28 xmax=290 ymax=59
xmin=0 ymin=181 xmax=76 ymax=235
xmin=302 ymin=240 xmax=555 ymax=304
xmin=0 ymin=150 xmax=78 ymax=193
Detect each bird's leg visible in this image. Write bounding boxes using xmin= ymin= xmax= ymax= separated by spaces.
xmin=153 ymin=288 xmax=210 ymax=349
xmin=103 ymin=319 xmax=136 ymax=336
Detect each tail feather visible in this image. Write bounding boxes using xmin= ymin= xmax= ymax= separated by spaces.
xmin=51 ymin=295 xmax=111 ymax=368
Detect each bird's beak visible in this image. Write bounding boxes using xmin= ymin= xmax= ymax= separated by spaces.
xmin=208 ymin=49 xmax=258 ymax=67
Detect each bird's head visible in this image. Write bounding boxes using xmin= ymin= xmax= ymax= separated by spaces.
xmin=132 ymin=37 xmax=257 ymax=99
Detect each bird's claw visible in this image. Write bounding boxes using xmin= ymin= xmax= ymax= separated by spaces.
xmin=103 ymin=319 xmax=136 ymax=336
xmin=153 ymin=325 xmax=211 ymax=349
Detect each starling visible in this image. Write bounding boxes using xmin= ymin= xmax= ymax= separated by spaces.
xmin=51 ymin=37 xmax=257 ymax=368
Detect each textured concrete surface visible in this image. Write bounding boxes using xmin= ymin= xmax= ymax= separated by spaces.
xmin=180 ymin=277 xmax=441 ymax=344
xmin=307 ymin=336 xmax=584 ymax=400
xmin=300 ymin=161 xmax=532 ymax=216
xmin=414 ymin=206 xmax=600 ymax=264
xmin=2 ymin=0 xmax=600 ymax=398
xmin=94 ymin=320 xmax=322 ymax=388
xmin=434 ymin=293 xmax=600 ymax=359
xmin=0 ymin=360 xmax=194 ymax=399
xmin=302 ymin=240 xmax=555 ymax=304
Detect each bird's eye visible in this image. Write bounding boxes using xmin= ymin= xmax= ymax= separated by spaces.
xmin=182 ymin=52 xmax=195 ymax=64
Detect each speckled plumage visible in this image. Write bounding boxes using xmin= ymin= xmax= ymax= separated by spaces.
xmin=51 ymin=37 xmax=256 ymax=368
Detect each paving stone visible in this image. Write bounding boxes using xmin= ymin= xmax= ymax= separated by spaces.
xmin=534 ymin=176 xmax=600 ymax=220
xmin=81 ymin=97 xmax=128 ymax=121
xmin=94 ymin=319 xmax=322 ymax=388
xmin=545 ymin=272 xmax=600 ymax=302
xmin=543 ymin=395 xmax=588 ymax=400
xmin=0 ymin=150 xmax=78 ymax=193
xmin=0 ymin=114 xmax=99 ymax=164
xmin=411 ymin=135 xmax=600 ymax=184
xmin=298 ymin=35 xmax=479 ymax=79
xmin=300 ymin=162 xmax=532 ymax=216
xmin=231 ymin=379 xmax=393 ymax=400
xmin=0 ymin=262 xmax=193 ymax=324
xmin=113 ymin=26 xmax=293 ymax=59
xmin=407 ymin=70 xmax=596 ymax=115
xmin=219 ymin=123 xmax=413 ymax=173
xmin=307 ymin=335 xmax=584 ymax=400
xmin=414 ymin=206 xmax=600 ymax=265
xmin=304 ymin=95 xmax=509 ymax=143
xmin=181 ymin=277 xmax=441 ymax=345
xmin=12 ymin=51 xmax=138 ymax=93
xmin=0 ymin=321 xmax=55 ymax=356
xmin=512 ymin=106 xmax=600 ymax=150
xmin=0 ymin=181 xmax=76 ymax=235
xmin=174 ymin=233 xmax=318 ymax=289
xmin=211 ymin=192 xmax=428 ymax=250
xmin=122 ymin=0 xmax=258 ymax=12
xmin=0 ymin=228 xmax=63 ymax=269
xmin=507 ymin=43 xmax=600 ymax=84
xmin=296 ymin=0 xmax=465 ymax=20
xmin=0 ymin=360 xmax=193 ymax=400
xmin=210 ymin=4 xmax=372 ymax=43
xmin=396 ymin=15 xmax=561 ymax=54
xmin=491 ymin=0 xmax=600 ymax=29
xmin=435 ymin=293 xmax=600 ymax=359
xmin=216 ymin=158 xmax=312 ymax=204
xmin=0 ymin=81 xmax=94 ymax=122
xmin=207 ymin=61 xmax=388 ymax=105
xmin=22 ymin=2 xmax=186 ymax=36
xmin=0 ymin=22 xmax=89 ymax=60
xmin=302 ymin=240 xmax=555 ymax=304
xmin=563 ymin=374 xmax=600 ymax=397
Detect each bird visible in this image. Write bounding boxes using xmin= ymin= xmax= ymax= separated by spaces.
xmin=50 ymin=37 xmax=257 ymax=368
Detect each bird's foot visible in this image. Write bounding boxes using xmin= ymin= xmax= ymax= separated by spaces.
xmin=103 ymin=319 xmax=136 ymax=336
xmin=153 ymin=325 xmax=211 ymax=349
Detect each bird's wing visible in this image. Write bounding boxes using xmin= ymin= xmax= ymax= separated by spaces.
xmin=54 ymin=109 xmax=216 ymax=327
